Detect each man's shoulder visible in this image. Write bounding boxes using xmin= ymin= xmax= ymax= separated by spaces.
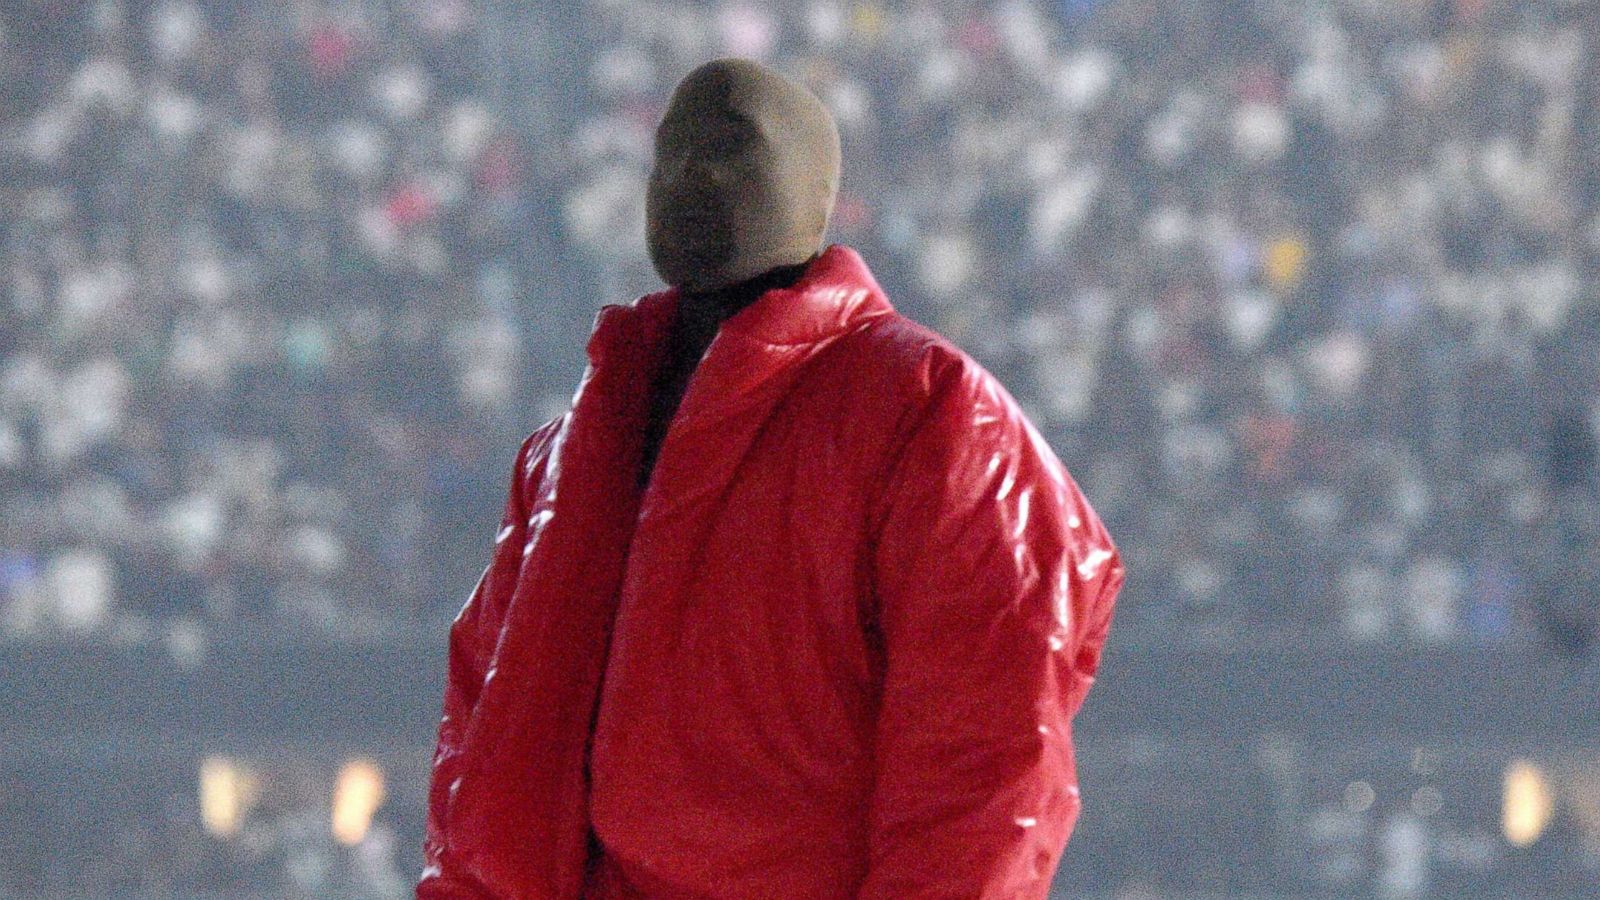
xmin=842 ymin=311 xmax=1019 ymax=422
xmin=513 ymin=413 xmax=569 ymax=486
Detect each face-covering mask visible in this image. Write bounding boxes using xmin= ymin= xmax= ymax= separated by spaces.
xmin=647 ymin=57 xmax=842 ymax=292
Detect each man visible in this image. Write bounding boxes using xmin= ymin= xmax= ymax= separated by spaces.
xmin=419 ymin=57 xmax=1123 ymax=899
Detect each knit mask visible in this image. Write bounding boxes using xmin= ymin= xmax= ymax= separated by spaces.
xmin=646 ymin=58 xmax=841 ymax=292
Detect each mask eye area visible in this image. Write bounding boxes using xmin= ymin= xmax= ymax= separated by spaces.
xmin=701 ymin=112 xmax=761 ymax=158
xmin=654 ymin=110 xmax=761 ymax=174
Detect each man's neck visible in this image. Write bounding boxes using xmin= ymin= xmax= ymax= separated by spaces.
xmin=678 ymin=254 xmax=818 ymax=330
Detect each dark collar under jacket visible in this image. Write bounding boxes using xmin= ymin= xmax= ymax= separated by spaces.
xmin=635 ymin=254 xmax=816 ymax=490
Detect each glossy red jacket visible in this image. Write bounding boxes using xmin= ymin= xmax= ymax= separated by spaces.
xmin=418 ymin=244 xmax=1123 ymax=899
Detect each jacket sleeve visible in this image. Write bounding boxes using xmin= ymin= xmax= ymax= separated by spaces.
xmin=418 ymin=425 xmax=554 ymax=899
xmin=858 ymin=358 xmax=1123 ymax=900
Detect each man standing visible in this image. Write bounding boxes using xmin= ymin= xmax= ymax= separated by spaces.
xmin=419 ymin=57 xmax=1123 ymax=899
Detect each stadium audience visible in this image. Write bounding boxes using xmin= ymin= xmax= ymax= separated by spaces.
xmin=2 ymin=0 xmax=1597 ymax=656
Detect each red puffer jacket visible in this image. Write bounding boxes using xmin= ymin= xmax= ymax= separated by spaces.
xmin=418 ymin=244 xmax=1123 ymax=899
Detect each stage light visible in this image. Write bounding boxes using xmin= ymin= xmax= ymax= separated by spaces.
xmin=333 ymin=758 xmax=386 ymax=846
xmin=1503 ymin=758 xmax=1552 ymax=847
xmin=199 ymin=756 xmax=257 ymax=839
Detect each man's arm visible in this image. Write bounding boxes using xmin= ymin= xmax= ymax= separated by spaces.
xmin=859 ymin=357 xmax=1123 ymax=899
xmin=418 ymin=423 xmax=557 ymax=899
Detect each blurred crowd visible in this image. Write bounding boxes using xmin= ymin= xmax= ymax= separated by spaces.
xmin=0 ymin=0 xmax=566 ymax=645
xmin=3 ymin=0 xmax=1599 ymax=651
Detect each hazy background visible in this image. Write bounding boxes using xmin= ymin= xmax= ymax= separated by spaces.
xmin=2 ymin=0 xmax=1598 ymax=896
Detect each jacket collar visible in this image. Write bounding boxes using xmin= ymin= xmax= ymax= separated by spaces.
xmin=586 ymin=243 xmax=895 ymax=365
